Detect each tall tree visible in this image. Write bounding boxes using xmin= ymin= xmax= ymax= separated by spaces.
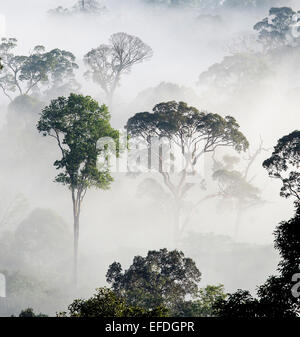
xmin=84 ymin=32 xmax=153 ymax=105
xmin=37 ymin=93 xmax=119 ymax=284
xmin=126 ymin=101 xmax=248 ymax=242
xmin=214 ymin=131 xmax=300 ymax=317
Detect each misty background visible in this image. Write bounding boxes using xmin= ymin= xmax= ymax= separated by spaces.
xmin=0 ymin=0 xmax=299 ymax=316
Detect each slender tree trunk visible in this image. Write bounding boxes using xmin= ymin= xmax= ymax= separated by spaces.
xmin=73 ymin=214 xmax=80 ymax=285
xmin=72 ymin=189 xmax=81 ymax=285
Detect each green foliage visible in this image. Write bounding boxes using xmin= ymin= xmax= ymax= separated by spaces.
xmin=127 ymin=101 xmax=249 ymax=154
xmin=37 ymin=93 xmax=119 ymax=192
xmin=174 ymin=285 xmax=226 ymax=317
xmin=106 ymin=249 xmax=202 ymax=314
xmin=274 ymin=207 xmax=300 ymax=278
xmin=214 ymin=138 xmax=300 ymax=317
xmin=37 ymin=93 xmax=119 ymax=282
xmin=0 ymin=38 xmax=79 ymax=101
xmin=263 ymin=130 xmax=300 ymax=205
xmin=59 ymin=287 xmax=168 ymax=317
xmin=213 ymin=289 xmax=258 ymax=318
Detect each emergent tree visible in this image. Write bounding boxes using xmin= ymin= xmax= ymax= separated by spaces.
xmin=126 ymin=101 xmax=249 ymax=242
xmin=84 ymin=32 xmax=153 ymax=105
xmin=37 ymin=93 xmax=119 ymax=284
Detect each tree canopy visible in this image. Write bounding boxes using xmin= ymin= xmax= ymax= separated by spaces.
xmin=0 ymin=38 xmax=79 ymax=101
xmin=59 ymin=287 xmax=168 ymax=317
xmin=126 ymin=101 xmax=248 ymax=240
xmin=254 ymin=7 xmax=300 ymax=50
xmin=263 ymin=130 xmax=300 ymax=205
xmin=84 ymin=32 xmax=153 ymax=103
xmin=106 ymin=248 xmax=202 ymax=313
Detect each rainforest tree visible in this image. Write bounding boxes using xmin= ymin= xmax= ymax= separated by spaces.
xmin=214 ymin=131 xmax=300 ymax=317
xmin=37 ymin=93 xmax=119 ymax=284
xmin=263 ymin=130 xmax=300 ymax=206
xmin=106 ymin=248 xmax=202 ymax=314
xmin=59 ymin=287 xmax=168 ymax=317
xmin=254 ymin=7 xmax=300 ymax=51
xmin=126 ymin=101 xmax=249 ymax=242
xmin=0 ymin=38 xmax=79 ymax=101
xmin=84 ymin=32 xmax=153 ymax=105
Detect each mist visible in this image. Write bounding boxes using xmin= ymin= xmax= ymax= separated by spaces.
xmin=0 ymin=0 xmax=299 ymax=316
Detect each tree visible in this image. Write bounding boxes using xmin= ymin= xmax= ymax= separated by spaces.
xmin=215 ymin=207 xmax=300 ymax=318
xmin=59 ymin=287 xmax=168 ymax=317
xmin=254 ymin=7 xmax=300 ymax=51
xmin=198 ymin=53 xmax=271 ymax=101
xmin=106 ymin=249 xmax=202 ymax=314
xmin=213 ymin=289 xmax=258 ymax=318
xmin=0 ymin=38 xmax=79 ymax=101
xmin=214 ymin=132 xmax=300 ymax=318
xmin=126 ymin=101 xmax=248 ymax=242
xmin=174 ymin=284 xmax=226 ymax=317
xmin=84 ymin=32 xmax=153 ymax=105
xmin=211 ymin=141 xmax=268 ymax=240
xmin=37 ymin=93 xmax=119 ymax=284
xmin=263 ymin=130 xmax=300 ymax=206
xmin=12 ymin=208 xmax=72 ymax=270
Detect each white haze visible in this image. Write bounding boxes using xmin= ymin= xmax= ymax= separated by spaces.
xmin=0 ymin=0 xmax=299 ymax=315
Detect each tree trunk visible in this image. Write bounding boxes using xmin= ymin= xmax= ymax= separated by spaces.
xmin=73 ymin=214 xmax=80 ymax=285
xmin=72 ymin=189 xmax=81 ymax=285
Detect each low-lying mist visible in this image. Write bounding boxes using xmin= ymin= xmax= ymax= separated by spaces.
xmin=0 ymin=0 xmax=299 ymax=316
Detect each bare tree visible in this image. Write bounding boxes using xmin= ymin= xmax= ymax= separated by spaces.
xmin=84 ymin=32 xmax=153 ymax=105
